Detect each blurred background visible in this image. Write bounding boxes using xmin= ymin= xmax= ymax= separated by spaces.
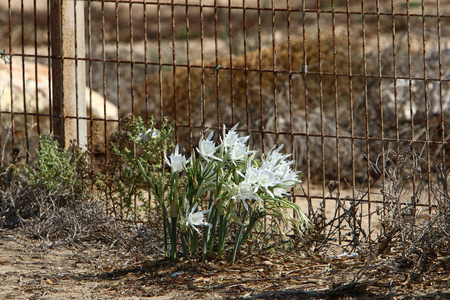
xmin=1 ymin=0 xmax=449 ymax=207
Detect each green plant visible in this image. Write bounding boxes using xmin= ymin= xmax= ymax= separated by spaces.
xmin=100 ymin=115 xmax=174 ymax=220
xmin=1 ymin=134 xmax=96 ymax=234
xmin=25 ymin=135 xmax=87 ymax=194
xmin=134 ymin=123 xmax=309 ymax=262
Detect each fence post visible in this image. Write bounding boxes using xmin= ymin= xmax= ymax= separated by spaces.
xmin=50 ymin=0 xmax=87 ymax=150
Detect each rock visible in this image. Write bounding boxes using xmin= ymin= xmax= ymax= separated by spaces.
xmin=0 ymin=57 xmax=118 ymax=164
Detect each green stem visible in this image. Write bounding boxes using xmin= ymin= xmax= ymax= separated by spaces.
xmin=208 ymin=209 xmax=220 ymax=256
xmin=218 ymin=200 xmax=233 ymax=257
xmin=239 ymin=212 xmax=259 ymax=250
xmin=202 ymin=192 xmax=214 ymax=261
xmin=217 ymin=214 xmax=228 ymax=257
xmin=162 ymin=214 xmax=169 ymax=258
xmin=170 ymin=217 xmax=177 ymax=261
xmin=202 ymin=193 xmax=214 ymax=261
xmin=231 ymin=209 xmax=248 ymax=263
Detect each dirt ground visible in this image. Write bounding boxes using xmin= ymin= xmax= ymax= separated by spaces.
xmin=1 ymin=227 xmax=448 ymax=300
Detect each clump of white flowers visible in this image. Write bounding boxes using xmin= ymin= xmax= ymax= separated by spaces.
xmin=138 ymin=123 xmax=308 ymax=262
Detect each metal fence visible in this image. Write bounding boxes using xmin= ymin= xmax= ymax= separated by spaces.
xmin=1 ymin=1 xmax=449 ymax=236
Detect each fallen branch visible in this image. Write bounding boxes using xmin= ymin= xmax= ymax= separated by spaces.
xmin=243 ymin=282 xmax=368 ymax=299
xmin=203 ymin=275 xmax=325 ymax=291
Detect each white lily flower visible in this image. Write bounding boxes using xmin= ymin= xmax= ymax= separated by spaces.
xmin=279 ymin=168 xmax=301 ymax=187
xmin=222 ymin=123 xmax=249 ymax=149
xmin=263 ymin=145 xmax=300 ymax=187
xmin=258 ymin=169 xmax=278 ymax=187
xmin=197 ymin=131 xmax=222 ymax=161
xmin=222 ymin=123 xmax=240 ymax=149
xmin=240 ymin=162 xmax=297 ymax=198
xmin=273 ymin=187 xmax=290 ymax=198
xmin=164 ymin=145 xmax=189 ymax=172
xmin=264 ymin=145 xmax=290 ymax=166
xmin=271 ymin=159 xmax=300 ymax=186
xmin=137 ymin=128 xmax=159 ymax=142
xmin=257 ymin=169 xmax=280 ymax=193
xmin=250 ymin=168 xmax=279 ymax=198
xmin=242 ymin=165 xmax=278 ymax=189
xmin=229 ymin=181 xmax=263 ymax=210
xmin=239 ymin=165 xmax=258 ymax=184
xmin=185 ymin=203 xmax=212 ymax=233
xmin=229 ymin=142 xmax=251 ymax=162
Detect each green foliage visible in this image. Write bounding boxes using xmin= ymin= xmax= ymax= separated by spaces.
xmin=131 ymin=123 xmax=309 ymax=262
xmin=25 ymin=135 xmax=87 ymax=194
xmin=99 ymin=115 xmax=174 ymax=220
xmin=1 ymin=135 xmax=93 ymax=231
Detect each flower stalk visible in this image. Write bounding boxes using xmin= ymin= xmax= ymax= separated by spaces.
xmin=128 ymin=121 xmax=308 ymax=262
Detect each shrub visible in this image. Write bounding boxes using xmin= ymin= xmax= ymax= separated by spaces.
xmin=0 ymin=135 xmax=111 ymax=243
xmin=98 ymin=115 xmax=174 ymax=221
xmin=25 ymin=135 xmax=85 ymax=193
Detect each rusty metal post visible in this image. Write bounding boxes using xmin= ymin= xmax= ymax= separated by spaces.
xmin=51 ymin=0 xmax=87 ymax=149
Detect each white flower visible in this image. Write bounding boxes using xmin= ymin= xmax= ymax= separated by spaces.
xmin=278 ymin=168 xmax=300 ymax=187
xmin=239 ymin=161 xmax=298 ymax=199
xmin=222 ymin=123 xmax=249 ymax=149
xmin=222 ymin=123 xmax=240 ymax=149
xmin=242 ymin=165 xmax=279 ymax=189
xmin=271 ymin=159 xmax=300 ymax=187
xmin=239 ymin=165 xmax=258 ymax=185
xmin=251 ymin=168 xmax=279 ymax=198
xmin=220 ymin=123 xmax=255 ymax=164
xmin=264 ymin=145 xmax=290 ymax=167
xmin=229 ymin=142 xmax=250 ymax=162
xmin=262 ymin=145 xmax=300 ymax=187
xmin=228 ymin=181 xmax=263 ymax=210
xmin=257 ymin=169 xmax=279 ymax=189
xmin=137 ymin=128 xmax=159 ymax=142
xmin=197 ymin=131 xmax=222 ymax=161
xmin=185 ymin=203 xmax=212 ymax=233
xmin=164 ymin=145 xmax=189 ymax=172
xmin=136 ymin=128 xmax=159 ymax=142
xmin=239 ymin=181 xmax=260 ymax=200
xmin=273 ymin=187 xmax=290 ymax=198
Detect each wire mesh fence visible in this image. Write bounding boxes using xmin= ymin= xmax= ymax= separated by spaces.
xmin=0 ymin=0 xmax=448 ymax=241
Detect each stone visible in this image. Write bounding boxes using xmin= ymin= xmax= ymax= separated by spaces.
xmin=0 ymin=57 xmax=118 ymax=164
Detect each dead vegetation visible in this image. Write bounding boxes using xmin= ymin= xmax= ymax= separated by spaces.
xmin=373 ymin=146 xmax=449 ymax=274
xmin=0 ymin=137 xmax=124 ymax=246
xmin=1 ymin=127 xmax=449 ymax=299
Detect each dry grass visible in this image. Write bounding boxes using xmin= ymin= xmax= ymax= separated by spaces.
xmin=374 ymin=146 xmax=449 ymax=264
xmin=0 ymin=114 xmax=448 ymax=300
xmin=0 ymin=142 xmax=124 ymax=247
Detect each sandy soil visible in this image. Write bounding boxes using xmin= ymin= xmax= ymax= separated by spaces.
xmin=0 ymin=229 xmax=182 ymax=299
xmin=1 ymin=227 xmax=449 ymax=300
